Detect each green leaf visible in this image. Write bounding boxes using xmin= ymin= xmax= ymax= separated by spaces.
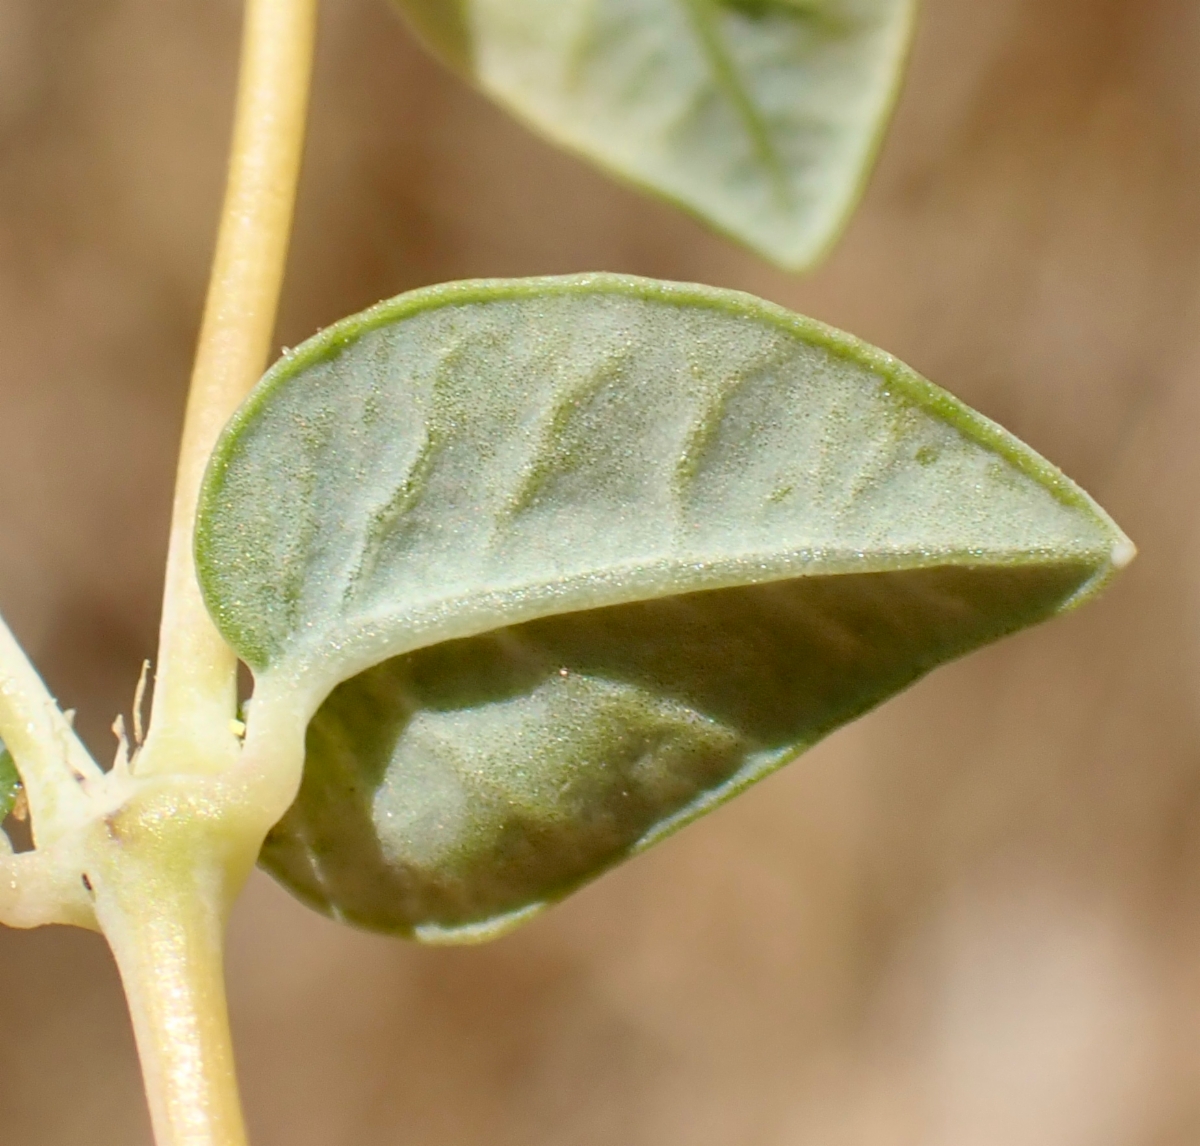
xmin=0 ymin=744 xmax=20 ymax=824
xmin=391 ymin=0 xmax=917 ymax=270
xmin=196 ymin=273 xmax=1132 ymax=942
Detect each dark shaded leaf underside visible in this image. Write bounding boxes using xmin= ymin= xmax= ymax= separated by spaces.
xmin=265 ymin=560 xmax=1094 ymax=941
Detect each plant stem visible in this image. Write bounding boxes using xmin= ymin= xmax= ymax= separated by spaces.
xmin=91 ymin=807 xmax=257 ymax=1146
xmin=146 ymin=0 xmax=318 ymax=773
xmin=92 ymin=1 xmax=319 ymax=1142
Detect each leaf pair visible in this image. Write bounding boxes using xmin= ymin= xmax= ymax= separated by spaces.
xmin=394 ymin=0 xmax=918 ymax=269
xmin=195 ymin=274 xmax=1131 ymax=942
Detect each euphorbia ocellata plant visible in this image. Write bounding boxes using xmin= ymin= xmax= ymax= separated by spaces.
xmin=0 ymin=2 xmax=1133 ymax=1143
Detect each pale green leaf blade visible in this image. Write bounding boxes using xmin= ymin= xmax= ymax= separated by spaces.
xmin=194 ymin=273 xmax=1131 ymax=941
xmin=197 ymin=275 xmax=1127 ymax=697
xmin=393 ymin=0 xmax=917 ymax=269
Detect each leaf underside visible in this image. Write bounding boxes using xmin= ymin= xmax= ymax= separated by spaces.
xmin=196 ymin=274 xmax=1130 ymax=942
xmin=263 ymin=561 xmax=1093 ymax=940
xmin=393 ymin=0 xmax=917 ymax=269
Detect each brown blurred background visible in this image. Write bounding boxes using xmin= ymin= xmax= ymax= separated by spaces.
xmin=1 ymin=0 xmax=1198 ymax=1142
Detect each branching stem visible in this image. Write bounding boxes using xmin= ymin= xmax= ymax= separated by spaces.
xmin=2 ymin=1 xmax=318 ymax=1141
xmin=0 ymin=0 xmax=331 ymax=1137
xmin=80 ymin=1 xmax=321 ymax=1143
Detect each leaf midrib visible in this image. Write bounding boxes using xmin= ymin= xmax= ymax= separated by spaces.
xmin=274 ymin=547 xmax=1113 ymax=709
xmin=679 ymin=0 xmax=791 ymax=205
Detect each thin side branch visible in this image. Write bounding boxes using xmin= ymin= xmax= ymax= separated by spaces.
xmin=0 ymin=614 xmax=101 ymax=846
xmin=0 ymin=846 xmax=96 ymax=931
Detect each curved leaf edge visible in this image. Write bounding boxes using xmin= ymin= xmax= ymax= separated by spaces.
xmin=789 ymin=0 xmax=920 ymax=271
xmin=262 ymin=542 xmax=1123 ymax=718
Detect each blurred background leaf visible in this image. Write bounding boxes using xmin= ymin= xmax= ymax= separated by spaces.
xmin=392 ymin=0 xmax=916 ymax=269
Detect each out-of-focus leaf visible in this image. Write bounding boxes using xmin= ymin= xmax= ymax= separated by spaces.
xmin=393 ymin=0 xmax=917 ymax=269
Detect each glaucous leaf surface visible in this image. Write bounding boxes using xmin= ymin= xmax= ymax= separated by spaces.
xmin=0 ymin=745 xmax=19 ymax=824
xmin=393 ymin=0 xmax=917 ymax=270
xmin=195 ymin=274 xmax=1132 ymax=942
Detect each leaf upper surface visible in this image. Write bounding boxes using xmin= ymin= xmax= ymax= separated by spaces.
xmin=393 ymin=0 xmax=917 ymax=269
xmin=195 ymin=273 xmax=1131 ymax=940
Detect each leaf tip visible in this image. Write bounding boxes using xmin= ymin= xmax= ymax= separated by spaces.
xmin=1110 ymin=535 xmax=1137 ymax=571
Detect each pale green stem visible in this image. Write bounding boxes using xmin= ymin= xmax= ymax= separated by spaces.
xmin=90 ymin=810 xmax=257 ymax=1146
xmin=144 ymin=0 xmax=318 ymax=775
